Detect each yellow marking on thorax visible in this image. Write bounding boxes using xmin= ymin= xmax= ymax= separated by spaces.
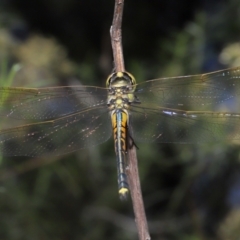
xmin=115 ymin=98 xmax=123 ymax=108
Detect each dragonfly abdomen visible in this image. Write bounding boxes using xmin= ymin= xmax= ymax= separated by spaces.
xmin=111 ymin=109 xmax=129 ymax=199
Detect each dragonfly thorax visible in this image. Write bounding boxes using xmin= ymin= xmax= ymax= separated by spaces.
xmin=107 ymin=71 xmax=138 ymax=111
xmin=107 ymin=87 xmax=133 ymax=110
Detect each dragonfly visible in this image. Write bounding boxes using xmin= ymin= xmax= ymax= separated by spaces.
xmin=1 ymin=67 xmax=240 ymax=199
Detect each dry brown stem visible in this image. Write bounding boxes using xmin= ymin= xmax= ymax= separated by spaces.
xmin=110 ymin=1 xmax=151 ymax=239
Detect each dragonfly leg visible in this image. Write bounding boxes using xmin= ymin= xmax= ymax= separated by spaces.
xmin=128 ymin=134 xmax=139 ymax=150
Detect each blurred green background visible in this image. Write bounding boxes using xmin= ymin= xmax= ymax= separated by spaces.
xmin=0 ymin=0 xmax=240 ymax=239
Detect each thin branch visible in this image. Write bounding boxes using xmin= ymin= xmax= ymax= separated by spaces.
xmin=110 ymin=0 xmax=125 ymax=72
xmin=127 ymin=137 xmax=151 ymax=240
xmin=110 ymin=1 xmax=151 ymax=239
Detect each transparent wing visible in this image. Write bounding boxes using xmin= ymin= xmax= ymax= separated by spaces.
xmin=130 ymin=67 xmax=240 ymax=143
xmin=0 ymin=86 xmax=108 ymax=120
xmin=134 ymin=67 xmax=240 ymax=112
xmin=130 ymin=106 xmax=240 ymax=143
xmin=0 ymin=106 xmax=112 ymax=157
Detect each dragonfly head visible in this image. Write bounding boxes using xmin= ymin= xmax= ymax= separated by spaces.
xmin=106 ymin=71 xmax=136 ymax=89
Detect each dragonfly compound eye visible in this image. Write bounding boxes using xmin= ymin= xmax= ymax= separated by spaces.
xmin=106 ymin=71 xmax=136 ymax=88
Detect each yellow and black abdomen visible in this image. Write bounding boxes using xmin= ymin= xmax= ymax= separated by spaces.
xmin=111 ymin=109 xmax=129 ymax=199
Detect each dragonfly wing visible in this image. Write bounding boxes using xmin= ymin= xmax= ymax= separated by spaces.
xmin=130 ymin=67 xmax=240 ymax=143
xmin=134 ymin=67 xmax=240 ymax=112
xmin=0 ymin=106 xmax=112 ymax=157
xmin=0 ymin=86 xmax=108 ymax=120
xmin=129 ymin=105 xmax=240 ymax=143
